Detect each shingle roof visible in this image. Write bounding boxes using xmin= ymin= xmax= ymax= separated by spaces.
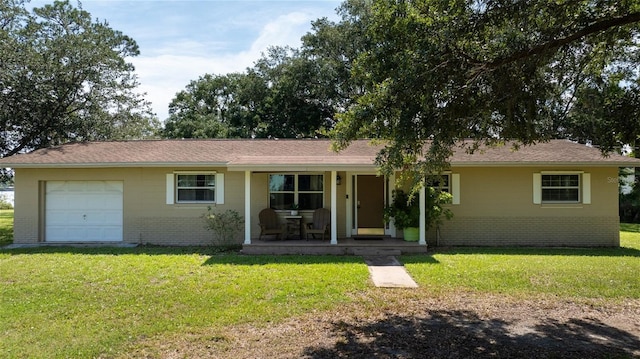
xmin=0 ymin=139 xmax=637 ymax=169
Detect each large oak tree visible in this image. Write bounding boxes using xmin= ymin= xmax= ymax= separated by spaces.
xmin=0 ymin=0 xmax=159 ymax=160
xmin=330 ymin=0 xmax=640 ymax=186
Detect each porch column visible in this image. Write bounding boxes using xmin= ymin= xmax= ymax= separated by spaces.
xmin=330 ymin=170 xmax=338 ymax=245
xmin=244 ymin=170 xmax=251 ymax=245
xmin=419 ymin=186 xmax=426 ymax=246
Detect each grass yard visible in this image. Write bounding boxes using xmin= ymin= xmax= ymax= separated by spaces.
xmin=0 ymin=249 xmax=368 ymax=358
xmin=403 ymin=233 xmax=640 ymax=299
xmin=0 ymin=211 xmax=639 ymax=358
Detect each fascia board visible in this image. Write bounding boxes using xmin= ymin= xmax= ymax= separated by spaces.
xmin=450 ymin=161 xmax=640 ymax=167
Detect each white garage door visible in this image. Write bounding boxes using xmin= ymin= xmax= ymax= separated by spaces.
xmin=46 ymin=181 xmax=123 ymax=242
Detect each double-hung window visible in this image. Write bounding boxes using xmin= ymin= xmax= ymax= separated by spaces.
xmin=166 ymin=172 xmax=225 ymax=205
xmin=533 ymin=172 xmax=590 ymax=204
xmin=269 ymin=174 xmax=324 ymax=210
xmin=541 ymin=174 xmax=580 ymax=203
xmin=176 ymin=173 xmax=216 ymax=203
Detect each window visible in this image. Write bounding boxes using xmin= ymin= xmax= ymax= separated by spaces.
xmin=541 ymin=174 xmax=580 ymax=203
xmin=269 ymin=174 xmax=324 ymax=210
xmin=166 ymin=172 xmax=224 ymax=205
xmin=426 ymin=174 xmax=450 ymax=193
xmin=176 ymin=174 xmax=215 ymax=203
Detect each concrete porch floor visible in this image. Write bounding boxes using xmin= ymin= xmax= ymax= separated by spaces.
xmin=241 ymin=237 xmax=428 ymax=255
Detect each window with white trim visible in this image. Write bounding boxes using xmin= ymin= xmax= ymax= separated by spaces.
xmin=269 ymin=174 xmax=324 ymax=210
xmin=541 ymin=174 xmax=580 ymax=203
xmin=176 ymin=173 xmax=216 ymax=203
xmin=165 ymin=172 xmax=225 ymax=205
xmin=533 ymin=172 xmax=590 ymax=205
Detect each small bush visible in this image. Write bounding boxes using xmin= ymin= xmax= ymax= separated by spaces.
xmin=0 ymin=194 xmax=13 ymax=209
xmin=201 ymin=207 xmax=244 ymax=249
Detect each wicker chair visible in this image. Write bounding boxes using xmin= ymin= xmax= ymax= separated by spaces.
xmin=258 ymin=208 xmax=286 ymax=240
xmin=305 ymin=208 xmax=331 ymax=240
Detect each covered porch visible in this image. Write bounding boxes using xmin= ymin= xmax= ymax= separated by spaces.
xmin=234 ymin=166 xmax=432 ymax=252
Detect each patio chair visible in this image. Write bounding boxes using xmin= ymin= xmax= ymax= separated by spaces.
xmin=258 ymin=208 xmax=286 ymax=240
xmin=305 ymin=208 xmax=331 ymax=240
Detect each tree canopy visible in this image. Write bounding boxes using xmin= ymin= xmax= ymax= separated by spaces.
xmin=162 ymin=47 xmax=336 ymax=139
xmin=162 ymin=0 xmax=640 ymax=190
xmin=330 ymin=0 xmax=640 ymax=184
xmin=0 ymin=0 xmax=159 ymax=159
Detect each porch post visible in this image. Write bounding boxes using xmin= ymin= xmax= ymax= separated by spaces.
xmin=330 ymin=170 xmax=338 ymax=245
xmin=419 ymin=186 xmax=426 ymax=246
xmin=244 ymin=170 xmax=251 ymax=245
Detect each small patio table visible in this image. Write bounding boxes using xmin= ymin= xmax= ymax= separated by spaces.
xmin=284 ymin=215 xmax=303 ymax=240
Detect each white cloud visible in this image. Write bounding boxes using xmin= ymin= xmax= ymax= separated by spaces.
xmin=134 ymin=11 xmax=315 ymax=121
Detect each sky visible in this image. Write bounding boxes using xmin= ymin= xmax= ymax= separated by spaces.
xmin=31 ymin=0 xmax=343 ymax=121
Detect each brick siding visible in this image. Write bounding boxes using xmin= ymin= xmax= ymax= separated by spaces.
xmin=431 ymin=216 xmax=619 ymax=247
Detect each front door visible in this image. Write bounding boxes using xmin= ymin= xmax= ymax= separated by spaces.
xmin=354 ymin=175 xmax=385 ymax=235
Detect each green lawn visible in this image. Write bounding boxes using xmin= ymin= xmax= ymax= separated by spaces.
xmin=404 ymin=233 xmax=640 ymax=299
xmin=0 ymin=212 xmax=639 ymax=358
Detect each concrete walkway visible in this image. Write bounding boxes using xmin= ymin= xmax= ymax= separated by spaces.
xmin=364 ymin=256 xmax=418 ymax=288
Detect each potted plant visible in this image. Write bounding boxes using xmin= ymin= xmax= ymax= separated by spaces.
xmin=384 ymin=188 xmax=454 ymax=242
xmin=384 ymin=189 xmax=420 ymax=241
xmin=290 ymin=203 xmax=299 ymax=216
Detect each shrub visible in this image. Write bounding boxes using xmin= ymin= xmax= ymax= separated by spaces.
xmin=0 ymin=194 xmax=13 ymax=209
xmin=201 ymin=207 xmax=244 ymax=249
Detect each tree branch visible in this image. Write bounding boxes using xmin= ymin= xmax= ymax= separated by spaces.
xmin=486 ymin=12 xmax=640 ymax=69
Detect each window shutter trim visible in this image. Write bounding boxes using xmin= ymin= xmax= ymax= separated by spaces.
xmin=533 ymin=173 xmax=541 ymax=204
xmin=166 ymin=174 xmax=174 ymax=204
xmin=583 ymin=173 xmax=591 ymax=204
xmin=451 ymin=173 xmax=460 ymax=205
xmin=216 ymin=173 xmax=225 ymax=204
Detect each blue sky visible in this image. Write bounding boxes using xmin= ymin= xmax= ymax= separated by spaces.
xmin=31 ymin=0 xmax=343 ymax=121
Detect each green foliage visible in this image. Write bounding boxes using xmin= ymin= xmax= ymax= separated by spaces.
xmin=162 ymin=47 xmax=336 ymax=139
xmin=201 ymin=207 xmax=244 ymax=248
xmin=384 ymin=189 xmax=420 ymax=229
xmin=424 ymin=186 xmax=453 ymax=231
xmin=0 ymin=0 xmax=159 ymax=159
xmin=384 ymin=187 xmax=453 ymax=230
xmin=559 ymin=73 xmax=640 ymax=152
xmin=0 ymin=209 xmax=13 ymax=245
xmin=329 ymin=0 xmax=640 ymax=188
xmin=620 ymin=169 xmax=640 ymax=222
xmin=0 ymin=194 xmax=13 ymax=209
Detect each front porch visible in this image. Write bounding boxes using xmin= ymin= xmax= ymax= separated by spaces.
xmin=240 ymin=170 xmax=433 ymax=251
xmin=241 ymin=237 xmax=428 ymax=255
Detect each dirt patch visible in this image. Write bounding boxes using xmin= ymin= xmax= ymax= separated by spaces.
xmin=120 ymin=292 xmax=640 ymax=359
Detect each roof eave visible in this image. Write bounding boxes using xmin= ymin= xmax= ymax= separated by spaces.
xmin=226 ymin=164 xmax=377 ymax=172
xmin=4 ymin=162 xmax=229 ymax=168
xmin=451 ymin=161 xmax=639 ymax=167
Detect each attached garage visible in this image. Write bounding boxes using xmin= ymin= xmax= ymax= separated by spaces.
xmin=45 ymin=181 xmax=123 ymax=242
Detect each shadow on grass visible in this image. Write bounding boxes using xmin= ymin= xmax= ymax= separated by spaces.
xmin=303 ymin=310 xmax=639 ymax=359
xmin=0 ymin=228 xmax=12 ymax=246
xmin=418 ymin=245 xmax=640 ymax=258
xmin=0 ymin=245 xmax=366 ymax=265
